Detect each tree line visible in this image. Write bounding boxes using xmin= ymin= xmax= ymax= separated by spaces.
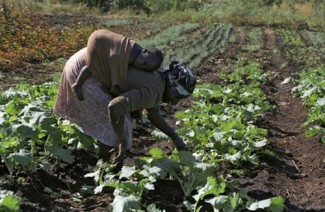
xmin=60 ymin=0 xmax=323 ymax=15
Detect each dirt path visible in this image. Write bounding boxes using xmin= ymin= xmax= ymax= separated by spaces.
xmin=240 ymin=27 xmax=325 ymax=211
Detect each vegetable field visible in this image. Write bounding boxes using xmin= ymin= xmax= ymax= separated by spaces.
xmin=1 ymin=12 xmax=324 ymax=212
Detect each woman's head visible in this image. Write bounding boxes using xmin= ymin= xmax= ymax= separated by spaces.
xmin=134 ymin=47 xmax=163 ymax=71
xmin=163 ymin=61 xmax=197 ymax=104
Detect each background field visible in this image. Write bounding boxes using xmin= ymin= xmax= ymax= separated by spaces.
xmin=0 ymin=0 xmax=324 ymax=211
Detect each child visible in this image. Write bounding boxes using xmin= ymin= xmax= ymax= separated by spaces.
xmin=72 ymin=29 xmax=163 ymax=100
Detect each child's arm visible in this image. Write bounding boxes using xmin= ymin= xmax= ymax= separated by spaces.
xmin=72 ymin=65 xmax=91 ymax=100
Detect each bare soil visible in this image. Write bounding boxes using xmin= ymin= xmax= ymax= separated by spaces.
xmin=0 ymin=16 xmax=324 ymax=212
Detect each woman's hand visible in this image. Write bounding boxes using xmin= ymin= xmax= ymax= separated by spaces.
xmin=172 ymin=136 xmax=186 ymax=151
xmin=112 ymin=144 xmax=126 ymax=173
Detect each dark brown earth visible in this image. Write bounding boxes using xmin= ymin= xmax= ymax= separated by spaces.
xmin=235 ymin=27 xmax=325 ymax=211
xmin=0 ymin=16 xmax=324 ymax=212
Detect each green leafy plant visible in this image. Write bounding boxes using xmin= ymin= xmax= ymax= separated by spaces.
xmin=176 ymin=62 xmax=270 ymax=166
xmin=0 ymin=83 xmax=96 ymax=176
xmin=170 ymin=151 xmax=215 ymax=199
xmin=0 ymin=190 xmax=20 ymax=212
xmin=242 ymin=27 xmax=263 ymax=51
xmin=292 ymin=66 xmax=325 ymax=142
xmin=277 ymin=29 xmax=304 ymax=47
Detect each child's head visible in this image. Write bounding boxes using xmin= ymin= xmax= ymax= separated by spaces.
xmin=134 ymin=47 xmax=163 ymax=71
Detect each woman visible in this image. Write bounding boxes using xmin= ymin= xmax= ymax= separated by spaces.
xmin=72 ymin=29 xmax=164 ymax=101
xmin=53 ymin=48 xmax=196 ymax=171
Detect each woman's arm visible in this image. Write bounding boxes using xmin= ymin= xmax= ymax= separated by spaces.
xmin=147 ymin=107 xmax=185 ymax=150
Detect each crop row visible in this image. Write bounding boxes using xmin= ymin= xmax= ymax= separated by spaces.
xmin=139 ymin=23 xmax=233 ymax=68
xmin=242 ymin=27 xmax=263 ymax=52
xmin=276 ymin=28 xmax=323 ymax=68
xmin=291 ymin=66 xmax=325 ymax=143
xmin=276 ymin=29 xmax=324 ymax=143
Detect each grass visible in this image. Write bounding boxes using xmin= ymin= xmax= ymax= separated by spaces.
xmin=276 ymin=29 xmax=305 ymax=46
xmin=242 ymin=27 xmax=263 ymax=51
xmin=138 ymin=23 xmax=200 ymax=48
xmin=4 ymin=0 xmax=325 ymax=29
xmin=5 ymin=0 xmax=97 ymax=15
xmin=305 ymin=31 xmax=325 ymax=47
xmin=147 ymin=23 xmax=233 ymax=68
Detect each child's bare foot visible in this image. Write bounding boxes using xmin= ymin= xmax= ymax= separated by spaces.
xmin=72 ymin=83 xmax=84 ymax=100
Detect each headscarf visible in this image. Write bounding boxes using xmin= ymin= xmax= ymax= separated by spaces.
xmin=166 ymin=61 xmax=196 ymax=98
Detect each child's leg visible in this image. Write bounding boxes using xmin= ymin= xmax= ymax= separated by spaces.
xmin=72 ymin=65 xmax=91 ymax=100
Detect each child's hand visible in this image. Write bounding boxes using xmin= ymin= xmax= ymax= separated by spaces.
xmin=72 ymin=83 xmax=84 ymax=100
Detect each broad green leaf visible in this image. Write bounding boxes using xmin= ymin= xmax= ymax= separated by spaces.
xmin=39 ymin=161 xmax=51 ymax=172
xmin=144 ymin=182 xmax=155 ymax=190
xmin=0 ymin=194 xmax=20 ymax=212
xmin=281 ymin=77 xmax=291 ymax=84
xmin=246 ymin=154 xmax=259 ymax=165
xmin=247 ymin=198 xmax=271 ymax=211
xmin=119 ymin=166 xmax=136 ymax=179
xmin=77 ymin=132 xmax=95 ymax=150
xmin=3 ymin=157 xmax=15 ymax=176
xmin=230 ymin=193 xmax=240 ymax=209
xmin=194 ymin=162 xmax=213 ymax=172
xmin=140 ymin=165 xmax=166 ymax=180
xmin=24 ymin=111 xmax=44 ymax=127
xmin=224 ymin=88 xmax=233 ymax=94
xmin=84 ymin=169 xmax=100 ymax=178
xmin=302 ymin=86 xmax=317 ymax=98
xmin=4 ymin=101 xmax=19 ymax=115
xmin=196 ymin=176 xmax=226 ymax=201
xmin=246 ymin=104 xmax=261 ymax=113
xmin=316 ymin=97 xmax=325 ymax=106
xmin=94 ymin=184 xmax=104 ymax=194
xmin=224 ymin=151 xmax=241 ymax=162
xmin=9 ymin=149 xmax=32 ymax=167
xmin=213 ymin=132 xmax=226 ymax=141
xmin=147 ymin=203 xmax=163 ymax=212
xmin=38 ymin=115 xmax=56 ymax=131
xmin=12 ymin=124 xmax=34 ymax=139
xmin=149 ymin=148 xmax=165 ymax=159
xmin=187 ymin=130 xmax=195 ymax=138
xmin=151 ymin=129 xmax=168 ymax=140
xmin=269 ymin=196 xmax=285 ymax=212
xmin=110 ymin=195 xmax=140 ymax=212
xmin=1 ymin=137 xmax=19 ymax=149
xmin=0 ymin=111 xmax=4 ymax=125
xmin=50 ymin=147 xmax=75 ymax=164
xmin=305 ymin=126 xmax=323 ymax=138
xmin=178 ymin=151 xmax=196 ymax=166
xmin=231 ymin=140 xmax=243 ymax=146
xmin=220 ymin=120 xmax=244 ymax=132
xmin=253 ymin=138 xmax=268 ymax=148
xmin=154 ymin=158 xmax=179 ymax=173
xmin=206 ymin=195 xmax=229 ymax=209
